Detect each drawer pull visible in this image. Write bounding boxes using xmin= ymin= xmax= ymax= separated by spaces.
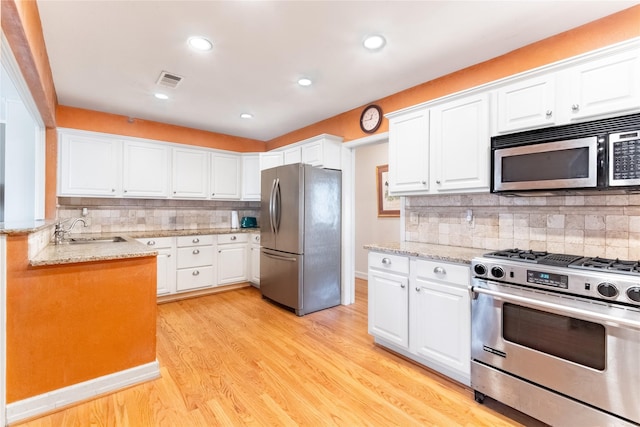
xmin=193 ymin=249 xmax=200 ymax=255
xmin=415 ymin=287 xmax=421 ymax=292
xmin=433 ymin=266 xmax=446 ymax=275
xmin=192 ymin=238 xmax=200 ymax=244
xmin=400 ymin=284 xmax=405 ymax=289
xmin=231 ymin=235 xmax=237 ymax=240
xmin=147 ymin=241 xmax=156 ymax=246
xmin=192 ymin=270 xmax=200 ymax=276
xmin=381 ymin=258 xmax=391 ymax=265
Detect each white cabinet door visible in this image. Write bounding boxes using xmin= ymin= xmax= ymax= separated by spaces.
xmin=496 ymin=74 xmax=556 ymax=133
xmin=368 ymin=269 xmax=409 ymax=348
xmin=260 ymin=152 xmax=283 ymax=171
xmin=58 ymin=132 xmax=121 ymax=196
xmin=241 ymin=154 xmax=261 ymax=201
xmin=172 ymin=147 xmax=209 ymax=199
xmin=122 ymin=141 xmax=169 ymax=198
xmin=249 ymin=234 xmax=260 ymax=285
xmin=566 ymin=49 xmax=640 ymax=121
xmin=218 ymin=243 xmax=248 ymax=285
xmin=136 ymin=237 xmax=176 ymax=295
xmin=409 ymin=279 xmax=470 ymax=378
xmin=283 ymin=146 xmax=301 ymax=165
xmin=430 ymin=93 xmax=490 ymax=193
xmin=210 ymin=153 xmax=241 ymax=199
xmin=388 ymin=108 xmax=430 ymax=194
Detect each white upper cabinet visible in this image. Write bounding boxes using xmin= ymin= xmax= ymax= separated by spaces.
xmin=172 ymin=147 xmax=209 ymax=199
xmin=259 ymin=151 xmax=283 ymax=171
xmin=59 ymin=131 xmax=121 ymax=197
xmin=122 ymin=140 xmax=170 ymax=198
xmin=283 ymin=146 xmax=302 ymax=165
xmin=210 ymin=152 xmax=241 ymax=200
xmin=430 ymin=93 xmax=490 ymax=193
xmin=496 ymin=75 xmax=557 ymax=133
xmin=564 ymin=49 xmax=640 ymax=121
xmin=388 ymin=107 xmax=430 ymax=194
xmin=241 ymin=154 xmax=261 ymax=201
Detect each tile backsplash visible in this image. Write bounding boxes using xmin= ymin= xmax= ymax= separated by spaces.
xmin=57 ymin=197 xmax=260 ymax=234
xmin=404 ymin=193 xmax=640 ymax=259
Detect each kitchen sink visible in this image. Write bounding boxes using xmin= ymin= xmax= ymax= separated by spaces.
xmin=67 ymin=236 xmax=127 ymax=244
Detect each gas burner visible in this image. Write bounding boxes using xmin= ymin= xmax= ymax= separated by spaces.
xmin=571 ymin=257 xmax=640 ymax=275
xmin=486 ymin=248 xmax=549 ymax=262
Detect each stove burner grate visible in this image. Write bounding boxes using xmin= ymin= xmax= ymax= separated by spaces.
xmin=573 ymin=257 xmax=640 ymax=274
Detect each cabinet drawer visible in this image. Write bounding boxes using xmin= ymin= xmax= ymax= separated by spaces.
xmin=177 ymin=235 xmax=214 ymax=247
xmin=177 ymin=246 xmax=215 ymax=268
xmin=368 ymin=252 xmax=409 ymax=275
xmin=176 ymin=266 xmax=214 ymax=291
xmin=412 ymin=259 xmax=470 ymax=286
xmin=218 ymin=233 xmax=248 ymax=244
xmin=136 ymin=236 xmax=174 ymax=249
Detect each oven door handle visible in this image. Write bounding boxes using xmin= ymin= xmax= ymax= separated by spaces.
xmin=471 ymin=285 xmax=640 ymax=331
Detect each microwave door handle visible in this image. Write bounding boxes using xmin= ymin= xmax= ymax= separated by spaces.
xmin=471 ymin=285 xmax=640 ymax=331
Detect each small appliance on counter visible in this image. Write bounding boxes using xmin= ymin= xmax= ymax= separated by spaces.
xmin=231 ymin=211 xmax=239 ymax=229
xmin=240 ymin=216 xmax=257 ymax=228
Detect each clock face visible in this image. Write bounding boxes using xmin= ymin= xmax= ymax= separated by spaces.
xmin=360 ymin=105 xmax=382 ymax=133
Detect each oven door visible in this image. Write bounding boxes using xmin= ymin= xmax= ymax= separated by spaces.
xmin=492 ymin=136 xmax=598 ymax=192
xmin=471 ymin=279 xmax=640 ymax=424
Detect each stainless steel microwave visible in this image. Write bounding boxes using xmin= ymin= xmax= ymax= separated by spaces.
xmin=491 ymin=113 xmax=640 ymax=194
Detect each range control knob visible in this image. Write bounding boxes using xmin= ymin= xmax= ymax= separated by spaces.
xmin=597 ymin=282 xmax=619 ymax=299
xmin=490 ymin=266 xmax=505 ymax=279
xmin=473 ymin=264 xmax=487 ymax=276
xmin=627 ymin=287 xmax=640 ymax=303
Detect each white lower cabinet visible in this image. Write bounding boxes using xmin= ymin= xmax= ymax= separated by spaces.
xmin=368 ymin=251 xmax=471 ymax=386
xmin=249 ymin=233 xmax=260 ymax=286
xmin=409 ymin=259 xmax=470 ymax=385
xmin=136 ymin=237 xmax=176 ymax=295
xmin=217 ymin=233 xmax=248 ymax=285
xmin=176 ymin=235 xmax=216 ymax=292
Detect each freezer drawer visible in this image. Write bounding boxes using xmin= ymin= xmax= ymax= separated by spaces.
xmin=260 ymin=248 xmax=302 ymax=314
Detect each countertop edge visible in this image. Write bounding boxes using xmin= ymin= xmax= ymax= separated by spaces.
xmin=365 ymin=242 xmax=487 ymax=265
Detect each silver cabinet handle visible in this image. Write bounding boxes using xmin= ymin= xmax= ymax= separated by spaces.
xmin=545 ymin=110 xmax=553 ymax=117
xmin=433 ymin=266 xmax=446 ymax=275
xmin=111 ymin=188 xmax=115 ymax=192
xmin=124 ymin=189 xmax=128 ymax=193
xmin=212 ymin=193 xmax=215 ymax=196
xmin=436 ymin=180 xmax=441 ymax=184
xmin=421 ymin=180 xmax=427 ymax=185
xmin=415 ymin=287 xmax=421 ymax=292
xmin=571 ymin=104 xmax=580 ymax=112
xmin=167 ymin=254 xmax=171 ymax=257
xmin=400 ymin=284 xmax=406 ymax=289
xmin=193 ymin=249 xmax=200 ymax=254
xmin=231 ymin=235 xmax=237 ymax=240
xmin=192 ymin=270 xmax=200 ymax=276
xmin=147 ymin=241 xmax=156 ymax=246
xmin=381 ymin=258 xmax=391 ymax=265
xmin=192 ymin=238 xmax=200 ymax=243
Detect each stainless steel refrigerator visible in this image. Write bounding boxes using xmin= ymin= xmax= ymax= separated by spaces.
xmin=260 ymin=163 xmax=341 ymax=316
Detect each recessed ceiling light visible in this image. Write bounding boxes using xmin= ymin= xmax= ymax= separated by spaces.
xmin=154 ymin=93 xmax=169 ymax=100
xmin=188 ymin=36 xmax=213 ymax=51
xmin=240 ymin=113 xmax=253 ymax=119
xmin=363 ymin=34 xmax=386 ymax=51
xmin=297 ymin=78 xmax=312 ymax=87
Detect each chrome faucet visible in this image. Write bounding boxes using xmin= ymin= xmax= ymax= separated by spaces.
xmin=54 ymin=218 xmax=88 ymax=244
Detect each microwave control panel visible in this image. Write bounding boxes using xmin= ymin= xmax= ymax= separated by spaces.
xmin=609 ymin=129 xmax=640 ymax=185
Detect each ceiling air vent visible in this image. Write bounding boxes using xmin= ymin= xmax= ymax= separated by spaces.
xmin=156 ymin=71 xmax=183 ymax=89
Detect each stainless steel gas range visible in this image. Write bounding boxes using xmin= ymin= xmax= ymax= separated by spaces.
xmin=470 ymin=249 xmax=640 ymax=427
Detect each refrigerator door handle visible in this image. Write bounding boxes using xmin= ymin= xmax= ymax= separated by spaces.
xmin=263 ymin=252 xmax=297 ymax=262
xmin=274 ymin=178 xmax=281 ymax=232
xmin=269 ymin=178 xmax=277 ymax=234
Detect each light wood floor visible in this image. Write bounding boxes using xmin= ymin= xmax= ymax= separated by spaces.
xmin=15 ymin=279 xmax=540 ymax=426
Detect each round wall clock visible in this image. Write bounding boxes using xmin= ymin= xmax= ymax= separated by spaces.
xmin=360 ymin=104 xmax=382 ymax=133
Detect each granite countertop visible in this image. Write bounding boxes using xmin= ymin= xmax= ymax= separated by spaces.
xmin=29 ymin=228 xmax=261 ymax=267
xmin=0 ymin=220 xmax=55 ymax=235
xmin=364 ymin=241 xmax=487 ymax=264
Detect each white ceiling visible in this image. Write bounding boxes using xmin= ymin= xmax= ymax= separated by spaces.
xmin=36 ymin=1 xmax=638 ymax=142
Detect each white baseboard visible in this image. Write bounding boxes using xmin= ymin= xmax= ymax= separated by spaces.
xmin=355 ymin=270 xmax=368 ymax=280
xmin=6 ymin=361 xmax=160 ymax=424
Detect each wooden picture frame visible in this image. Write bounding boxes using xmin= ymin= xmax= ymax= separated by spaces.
xmin=376 ymin=164 xmax=400 ymax=217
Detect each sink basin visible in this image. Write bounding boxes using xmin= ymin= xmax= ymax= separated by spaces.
xmin=67 ymin=236 xmax=127 ymax=244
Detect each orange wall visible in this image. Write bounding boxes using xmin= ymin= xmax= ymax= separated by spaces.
xmin=5 ymin=234 xmax=157 ymax=402
xmin=266 ymin=5 xmax=640 ymax=150
xmin=56 ymin=105 xmax=266 ymax=152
